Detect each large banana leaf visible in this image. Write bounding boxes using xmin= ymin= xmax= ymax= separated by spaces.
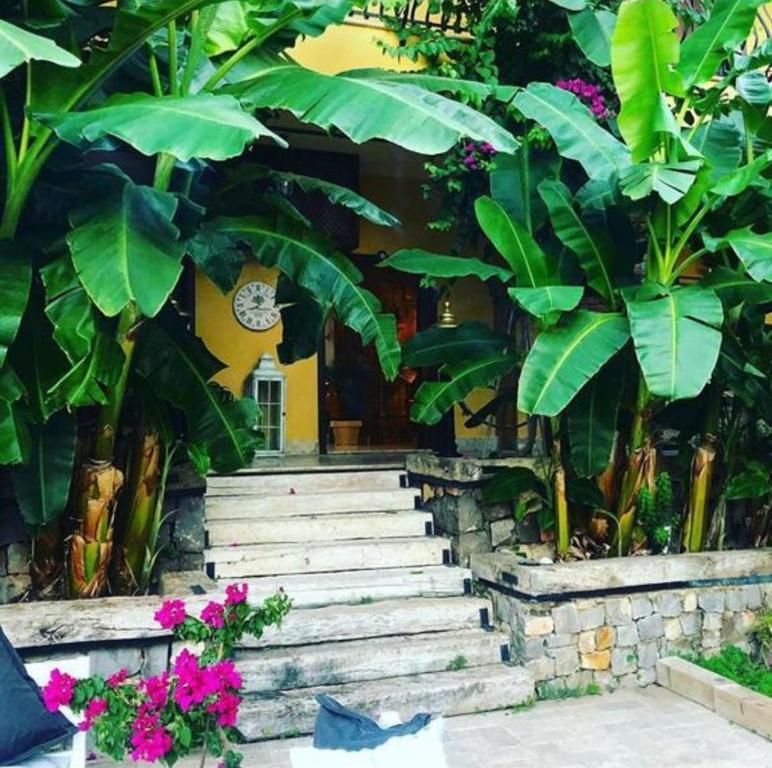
xmin=475 ymin=196 xmax=550 ymax=287
xmin=711 ymin=150 xmax=772 ymax=197
xmin=40 ymin=255 xmax=95 ymax=363
xmin=275 ymin=277 xmax=328 ymax=364
xmin=691 ymin=116 xmax=743 ymax=182
xmin=223 ymin=166 xmax=400 ymax=227
xmin=135 ymin=309 xmax=260 ymax=473
xmin=228 ymin=60 xmax=519 ymax=155
xmin=403 ymin=322 xmax=512 ymax=367
xmin=187 ymin=219 xmax=247 ymax=294
xmin=0 ymin=19 xmax=80 ymax=78
xmin=625 ymin=285 xmax=724 ymax=401
xmin=569 ymin=8 xmax=617 ymax=68
xmin=489 ymin=148 xmax=560 ymax=232
xmin=36 ymin=92 xmax=284 ymax=161
xmin=704 ymin=227 xmax=772 ymax=283
xmin=380 ymin=249 xmax=512 ymax=283
xmin=10 ymin=410 xmax=77 ymax=534
xmin=611 ymin=0 xmax=684 ymax=162
xmin=411 ymin=352 xmax=519 ymax=425
xmin=67 ymin=179 xmax=184 ymax=318
xmin=513 ymin=83 xmax=630 ymax=180
xmin=619 ymin=160 xmax=701 ymax=204
xmin=201 ymin=216 xmax=401 ymax=379
xmin=509 ymin=286 xmax=584 ymax=320
xmin=679 ymin=0 xmax=767 ymax=87
xmin=567 ymin=360 xmax=622 ymax=477
xmin=0 ymin=253 xmax=32 ymax=369
xmin=702 ymin=267 xmax=772 ymax=307
xmin=518 ymin=311 xmax=631 ymax=416
xmin=0 ymin=366 xmax=29 ymax=465
xmin=537 ymin=180 xmax=615 ymax=304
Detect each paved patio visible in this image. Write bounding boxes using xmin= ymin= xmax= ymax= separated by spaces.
xmin=209 ymin=686 xmax=771 ymax=768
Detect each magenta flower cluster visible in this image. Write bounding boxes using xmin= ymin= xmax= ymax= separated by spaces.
xmin=462 ymin=141 xmax=497 ymax=171
xmin=556 ymin=78 xmax=612 ymax=119
xmin=42 ymin=669 xmax=77 ymax=713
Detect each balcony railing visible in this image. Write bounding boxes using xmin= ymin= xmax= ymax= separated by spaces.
xmin=350 ymin=1 xmax=470 ymax=32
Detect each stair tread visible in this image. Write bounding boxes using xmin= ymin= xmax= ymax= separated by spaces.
xmin=233 ymin=596 xmax=491 ymax=649
xmin=206 ymin=470 xmax=406 ymax=497
xmin=238 ymin=664 xmax=534 ymax=740
xmin=237 ymin=628 xmax=509 ymax=692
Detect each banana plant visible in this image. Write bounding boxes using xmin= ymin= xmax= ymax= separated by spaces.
xmin=0 ymin=0 xmax=518 ymax=596
xmin=385 ymin=0 xmax=772 ymax=556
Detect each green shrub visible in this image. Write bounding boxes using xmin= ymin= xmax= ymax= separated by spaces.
xmin=695 ymin=645 xmax=772 ymax=697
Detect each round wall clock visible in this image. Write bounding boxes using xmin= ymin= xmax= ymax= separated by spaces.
xmin=232 ymin=281 xmax=281 ymax=331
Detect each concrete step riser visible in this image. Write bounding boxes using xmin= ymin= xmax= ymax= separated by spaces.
xmin=237 ymin=665 xmax=535 ymax=740
xmin=237 ymin=630 xmax=509 ymax=692
xmin=232 ymin=597 xmax=492 ymax=649
xmin=206 ymin=470 xmax=407 ymax=497
xmin=205 ymin=537 xmax=449 ymax=579
xmin=205 ymin=489 xmax=421 ymax=521
xmin=206 ymin=512 xmax=433 ymax=547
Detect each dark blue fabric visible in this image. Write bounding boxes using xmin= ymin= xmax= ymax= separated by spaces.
xmin=312 ymin=694 xmax=431 ymax=751
xmin=0 ymin=627 xmax=76 ymax=764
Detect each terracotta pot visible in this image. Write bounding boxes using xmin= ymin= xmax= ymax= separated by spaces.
xmin=330 ymin=420 xmax=363 ymax=448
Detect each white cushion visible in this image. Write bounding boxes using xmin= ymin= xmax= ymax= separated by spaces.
xmin=290 ymin=716 xmax=447 ymax=768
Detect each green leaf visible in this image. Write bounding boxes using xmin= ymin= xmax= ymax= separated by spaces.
xmin=380 ymin=249 xmax=513 ymax=283
xmin=537 ymin=180 xmax=615 ymax=305
xmin=619 ymin=160 xmax=701 ymax=204
xmin=509 ymin=286 xmax=584 ymax=320
xmin=704 ymin=227 xmax=772 ymax=283
xmin=569 ymin=9 xmax=617 ymax=68
xmin=224 ymin=166 xmax=400 ymax=227
xmin=36 ymin=92 xmax=285 ymax=161
xmin=10 ymin=410 xmax=77 ymax=534
xmin=475 ymin=196 xmax=550 ymax=287
xmin=275 ymin=277 xmax=328 ymax=365
xmin=205 ymin=1 xmax=251 ymax=55
xmin=228 ymin=60 xmax=520 ymax=156
xmin=725 ymin=463 xmax=770 ymax=500
xmin=204 ymin=217 xmax=402 ymax=379
xmin=187 ymin=220 xmax=246 ymax=295
xmin=0 ymin=251 xmax=32 ymax=369
xmin=411 ymin=352 xmax=519 ymax=425
xmin=567 ymin=361 xmax=622 ymax=477
xmin=737 ymin=70 xmax=772 ymax=105
xmin=67 ymin=179 xmax=184 ymax=318
xmin=711 ymin=150 xmax=772 ymax=196
xmin=0 ymin=366 xmax=29 ymax=465
xmin=691 ymin=116 xmax=743 ymax=182
xmin=403 ymin=322 xmax=511 ymax=367
xmin=0 ymin=18 xmax=80 ymax=77
xmin=547 ymin=0 xmax=586 ymax=9
xmin=514 ymin=83 xmax=630 ymax=180
xmin=518 ymin=311 xmax=631 ymax=416
xmin=625 ymin=285 xmax=724 ymax=401
xmin=611 ymin=0 xmax=684 ymax=161
xmin=483 ymin=466 xmax=543 ymax=503
xmin=40 ymin=254 xmax=95 ymax=363
xmin=701 ymin=266 xmax=772 ymax=307
xmin=135 ymin=309 xmax=260 ymax=474
xmin=679 ymin=0 xmax=767 ymax=87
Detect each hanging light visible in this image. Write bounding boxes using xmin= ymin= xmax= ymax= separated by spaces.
xmin=437 ymin=298 xmax=458 ymax=329
xmin=249 ymin=354 xmax=287 ymax=454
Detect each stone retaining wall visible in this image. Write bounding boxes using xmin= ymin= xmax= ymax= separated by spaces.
xmin=474 ymin=550 xmax=772 ymax=696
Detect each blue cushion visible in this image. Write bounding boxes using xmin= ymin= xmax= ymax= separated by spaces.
xmin=0 ymin=628 xmax=76 ymax=764
xmin=312 ymin=694 xmax=431 ymax=751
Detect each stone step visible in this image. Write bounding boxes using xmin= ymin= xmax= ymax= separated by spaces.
xmin=205 ymin=536 xmax=450 ymax=579
xmin=237 ymin=629 xmax=509 ymax=693
xmin=205 ymin=488 xmax=421 ymax=521
xmin=238 ymin=664 xmax=535 ymax=740
xmin=234 ymin=596 xmax=493 ymax=649
xmin=206 ymin=470 xmax=406 ymax=497
xmin=161 ymin=565 xmax=470 ymax=608
xmin=206 ymin=511 xmax=433 ymax=547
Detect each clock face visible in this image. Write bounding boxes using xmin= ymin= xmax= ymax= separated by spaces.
xmin=232 ymin=281 xmax=281 ymax=331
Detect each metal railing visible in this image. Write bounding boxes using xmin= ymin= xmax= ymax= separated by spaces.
xmin=351 ymin=1 xmax=470 ymax=32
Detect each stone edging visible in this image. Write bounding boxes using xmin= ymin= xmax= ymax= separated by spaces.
xmin=656 ymin=656 xmax=771 ymax=740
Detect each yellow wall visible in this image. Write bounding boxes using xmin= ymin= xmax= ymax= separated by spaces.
xmin=195 ymin=266 xmax=319 ymax=454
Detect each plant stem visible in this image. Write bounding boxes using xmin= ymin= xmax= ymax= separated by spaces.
xmin=167 ymin=21 xmax=179 ymax=96
xmin=667 ymin=248 xmax=708 ymax=285
xmin=18 ymin=63 xmax=32 ymax=162
xmin=148 ymin=50 xmax=164 ymax=97
xmin=669 ymin=201 xmax=711 ymax=275
xmin=0 ymin=86 xmax=18 ymax=190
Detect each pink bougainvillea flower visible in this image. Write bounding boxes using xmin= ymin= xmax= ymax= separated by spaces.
xmin=42 ymin=669 xmax=78 ymax=712
xmin=201 ymin=600 xmax=225 ymax=628
xmin=207 ymin=690 xmax=242 ymax=728
xmin=106 ymin=668 xmax=129 ymax=688
xmin=224 ymin=583 xmax=248 ymax=606
xmin=556 ymin=77 xmax=612 ymax=120
xmin=78 ymin=698 xmax=108 ymax=732
xmin=130 ymin=710 xmax=173 ymax=763
xmin=141 ymin=671 xmax=170 ymax=710
xmin=153 ymin=599 xmax=187 ymax=630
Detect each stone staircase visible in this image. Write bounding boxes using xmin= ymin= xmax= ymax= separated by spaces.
xmin=186 ymin=465 xmax=534 ymax=739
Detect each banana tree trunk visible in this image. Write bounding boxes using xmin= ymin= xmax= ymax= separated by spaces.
xmin=549 ymin=419 xmax=570 ymax=557
xmin=615 ymin=439 xmax=657 ymax=555
xmin=67 ymin=306 xmax=138 ymax=598
xmin=112 ymin=430 xmax=162 ymax=595
xmin=683 ymin=436 xmax=717 ymax=553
